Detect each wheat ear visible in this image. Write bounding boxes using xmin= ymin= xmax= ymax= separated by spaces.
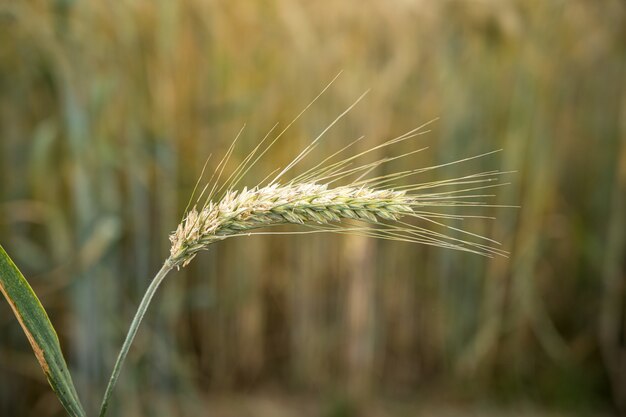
xmin=168 ymin=184 xmax=409 ymax=268
xmin=167 ymin=177 xmax=508 ymax=270
xmin=100 ymin=83 xmax=509 ymax=416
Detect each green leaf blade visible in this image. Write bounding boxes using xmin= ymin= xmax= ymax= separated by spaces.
xmin=0 ymin=244 xmax=85 ymax=417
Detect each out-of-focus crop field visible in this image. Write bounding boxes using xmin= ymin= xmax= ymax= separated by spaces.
xmin=1 ymin=1 xmax=624 ymax=416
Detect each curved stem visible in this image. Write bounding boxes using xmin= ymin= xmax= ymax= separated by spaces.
xmin=98 ymin=261 xmax=174 ymax=417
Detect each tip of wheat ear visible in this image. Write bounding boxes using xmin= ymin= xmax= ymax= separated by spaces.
xmin=168 ymin=183 xmax=413 ymax=268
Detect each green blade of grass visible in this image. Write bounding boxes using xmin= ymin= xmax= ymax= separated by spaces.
xmin=0 ymin=244 xmax=85 ymax=417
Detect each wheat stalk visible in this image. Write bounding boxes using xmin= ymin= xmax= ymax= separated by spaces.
xmin=100 ymin=149 xmax=507 ymax=417
xmin=99 ymin=79 xmax=510 ymax=416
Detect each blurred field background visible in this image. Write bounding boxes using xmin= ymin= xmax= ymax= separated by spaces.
xmin=1 ymin=0 xmax=625 ymax=416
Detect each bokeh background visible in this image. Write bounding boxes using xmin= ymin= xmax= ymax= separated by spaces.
xmin=1 ymin=1 xmax=625 ymax=416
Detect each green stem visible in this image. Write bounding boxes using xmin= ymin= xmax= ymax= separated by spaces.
xmin=98 ymin=260 xmax=174 ymax=417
